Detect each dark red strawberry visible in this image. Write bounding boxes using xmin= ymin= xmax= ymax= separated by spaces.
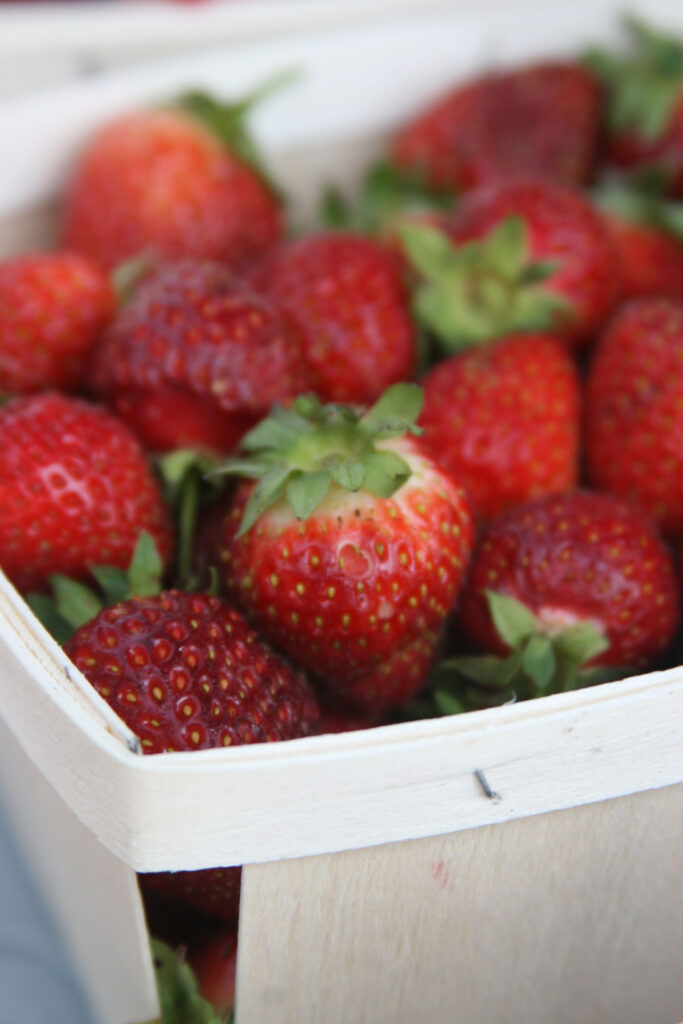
xmin=453 ymin=492 xmax=679 ymax=699
xmin=65 ymin=589 xmax=320 ymax=920
xmin=318 ymin=707 xmax=380 ymax=734
xmin=420 ymin=334 xmax=580 ymax=522
xmin=586 ymin=298 xmax=683 ymax=538
xmin=0 ymin=393 xmax=172 ymax=592
xmin=257 ymin=233 xmax=417 ymax=404
xmin=586 ymin=18 xmax=683 ymax=196
xmin=218 ymin=385 xmax=474 ymax=714
xmin=400 ymin=181 xmax=620 ymax=352
xmin=91 ymin=260 xmax=309 ymax=454
xmin=0 ymin=251 xmax=115 ymax=395
xmin=144 ymin=868 xmax=242 ymax=929
xmin=62 ymin=98 xmax=281 ymax=271
xmin=595 ymin=189 xmax=683 ymax=300
xmin=391 ymin=62 xmax=601 ymax=192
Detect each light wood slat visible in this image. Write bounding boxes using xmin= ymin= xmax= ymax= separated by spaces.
xmin=0 ymin=719 xmax=158 ymax=1024
xmin=237 ymin=784 xmax=683 ymax=1024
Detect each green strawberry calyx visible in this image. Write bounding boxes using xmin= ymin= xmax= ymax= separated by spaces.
xmin=432 ymin=591 xmax=621 ymax=712
xmin=319 ymin=160 xmax=456 ymax=235
xmin=141 ymin=939 xmax=232 ymax=1024
xmin=175 ymin=68 xmax=297 ymax=193
xmin=399 ymin=217 xmax=571 ymax=353
xmin=212 ymin=383 xmax=424 ymax=537
xmin=593 ymin=185 xmax=683 ymax=239
xmin=26 ymin=531 xmax=164 ymax=645
xmin=585 ymin=16 xmax=683 ymax=142
xmin=157 ymin=448 xmax=226 ymax=592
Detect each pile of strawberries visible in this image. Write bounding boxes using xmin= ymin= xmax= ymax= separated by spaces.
xmin=1 ymin=15 xmax=683 ymax=1020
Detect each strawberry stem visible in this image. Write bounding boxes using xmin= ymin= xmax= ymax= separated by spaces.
xmin=212 ymin=384 xmax=424 ymax=536
xmin=424 ymin=591 xmax=622 ymax=715
xmin=26 ymin=531 xmax=164 ymax=644
xmin=399 ymin=218 xmax=570 ymax=352
xmin=585 ymin=15 xmax=683 ymax=141
xmin=175 ymin=69 xmax=298 ymax=192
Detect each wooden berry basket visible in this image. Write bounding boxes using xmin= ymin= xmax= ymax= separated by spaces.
xmin=0 ymin=0 xmax=463 ymax=100
xmin=0 ymin=3 xmax=682 ymax=1023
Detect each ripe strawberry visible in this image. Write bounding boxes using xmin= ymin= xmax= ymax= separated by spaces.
xmin=318 ymin=707 xmax=380 ymax=734
xmin=595 ymin=188 xmax=683 ymax=300
xmin=0 ymin=251 xmax=115 ymax=395
xmin=391 ymin=62 xmax=601 ymax=192
xmin=144 ymin=867 xmax=242 ymax=929
xmin=62 ymin=97 xmax=281 ymax=271
xmin=586 ymin=298 xmax=683 ymax=538
xmin=91 ymin=260 xmax=309 ymax=454
xmin=0 ymin=393 xmax=172 ymax=592
xmin=65 ymin=590 xmax=320 ymax=920
xmin=257 ymin=233 xmax=417 ymax=404
xmin=188 ymin=926 xmax=237 ymax=1016
xmin=586 ymin=18 xmax=683 ymax=196
xmin=400 ymin=181 xmax=620 ymax=352
xmin=218 ymin=385 xmax=474 ymax=714
xmin=454 ymin=492 xmax=679 ymax=699
xmin=420 ymin=334 xmax=580 ymax=522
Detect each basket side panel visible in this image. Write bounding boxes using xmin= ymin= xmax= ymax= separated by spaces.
xmin=0 ymin=718 xmax=158 ymax=1024
xmin=236 ymin=784 xmax=683 ymax=1024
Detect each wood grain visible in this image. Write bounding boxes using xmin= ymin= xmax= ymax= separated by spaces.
xmin=0 ymin=718 xmax=158 ymax=1024
xmin=237 ymin=785 xmax=683 ymax=1024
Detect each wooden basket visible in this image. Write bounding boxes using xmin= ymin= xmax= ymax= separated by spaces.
xmin=0 ymin=3 xmax=682 ymax=1022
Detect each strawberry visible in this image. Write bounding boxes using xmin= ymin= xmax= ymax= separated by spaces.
xmin=0 ymin=393 xmax=172 ymax=592
xmin=391 ymin=62 xmax=601 ymax=192
xmin=62 ymin=92 xmax=282 ymax=272
xmin=188 ymin=926 xmax=237 ymax=1017
xmin=144 ymin=868 xmax=242 ymax=930
xmin=400 ymin=181 xmax=620 ymax=351
xmin=420 ymin=334 xmax=580 ymax=522
xmin=318 ymin=707 xmax=380 ymax=734
xmin=65 ymin=589 xmax=320 ymax=920
xmin=91 ymin=260 xmax=309 ymax=454
xmin=256 ymin=233 xmax=417 ymax=404
xmin=450 ymin=492 xmax=679 ymax=702
xmin=217 ymin=385 xmax=474 ymax=714
xmin=595 ymin=188 xmax=683 ymax=300
xmin=586 ymin=298 xmax=683 ymax=538
xmin=586 ymin=17 xmax=683 ymax=196
xmin=0 ymin=251 xmax=115 ymax=395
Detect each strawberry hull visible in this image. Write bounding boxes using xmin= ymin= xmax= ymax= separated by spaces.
xmin=0 ymin=6 xmax=682 ymax=1024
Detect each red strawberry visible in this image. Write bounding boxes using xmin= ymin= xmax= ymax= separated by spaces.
xmin=420 ymin=334 xmax=580 ymax=523
xmin=595 ymin=189 xmax=683 ymax=300
xmin=62 ymin=99 xmax=281 ymax=271
xmin=91 ymin=260 xmax=309 ymax=454
xmin=0 ymin=251 xmax=115 ymax=395
xmin=455 ymin=492 xmax=679 ymax=697
xmin=318 ymin=707 xmax=380 ymax=734
xmin=0 ymin=393 xmax=172 ymax=592
xmin=65 ymin=590 xmax=320 ymax=920
xmin=391 ymin=62 xmax=601 ymax=192
xmin=586 ymin=18 xmax=683 ymax=196
xmin=586 ymin=298 xmax=683 ymax=538
xmin=188 ymin=926 xmax=237 ymax=1016
xmin=257 ymin=233 xmax=417 ymax=404
xmin=218 ymin=386 xmax=474 ymax=714
xmin=400 ymin=181 xmax=620 ymax=353
xmin=144 ymin=868 xmax=242 ymax=928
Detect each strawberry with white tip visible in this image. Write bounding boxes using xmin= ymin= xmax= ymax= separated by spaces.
xmin=218 ymin=384 xmax=474 ymax=713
